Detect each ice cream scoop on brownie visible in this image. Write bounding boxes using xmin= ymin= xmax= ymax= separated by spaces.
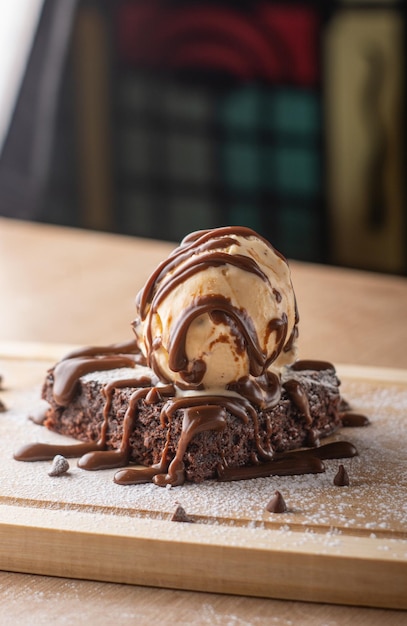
xmin=15 ymin=227 xmax=358 ymax=485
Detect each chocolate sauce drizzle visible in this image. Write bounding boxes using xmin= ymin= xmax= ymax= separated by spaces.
xmin=14 ymin=349 xmax=365 ymax=486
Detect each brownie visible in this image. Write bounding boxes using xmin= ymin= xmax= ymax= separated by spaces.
xmin=41 ymin=364 xmax=342 ymax=483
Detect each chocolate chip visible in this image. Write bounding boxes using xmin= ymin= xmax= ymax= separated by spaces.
xmin=266 ymin=490 xmax=288 ymax=513
xmin=48 ymin=455 xmax=70 ymax=477
xmin=170 ymin=504 xmax=194 ymax=523
xmin=333 ymin=463 xmax=350 ymax=486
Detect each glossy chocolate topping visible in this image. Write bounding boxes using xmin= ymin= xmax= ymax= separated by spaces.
xmin=14 ymin=340 xmax=365 ymax=487
xmin=341 ymin=412 xmax=371 ymax=427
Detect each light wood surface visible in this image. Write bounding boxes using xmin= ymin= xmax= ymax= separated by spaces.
xmin=1 ymin=217 xmax=407 ymax=623
xmin=1 ymin=217 xmax=407 ymax=368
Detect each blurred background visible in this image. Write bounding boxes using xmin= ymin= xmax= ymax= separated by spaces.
xmin=0 ymin=0 xmax=405 ymax=273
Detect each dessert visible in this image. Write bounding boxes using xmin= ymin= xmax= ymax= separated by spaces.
xmin=14 ymin=226 xmax=364 ymax=485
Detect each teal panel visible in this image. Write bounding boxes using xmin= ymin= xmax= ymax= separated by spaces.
xmin=279 ymin=205 xmax=319 ymax=260
xmin=220 ymin=87 xmax=260 ymax=132
xmin=267 ymin=89 xmax=320 ymax=135
xmin=222 ymin=143 xmax=260 ymax=190
xmin=274 ymin=147 xmax=319 ymax=195
xmin=228 ymin=204 xmax=262 ymax=232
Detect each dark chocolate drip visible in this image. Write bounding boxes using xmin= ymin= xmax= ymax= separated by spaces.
xmin=138 ymin=227 xmax=269 ymax=319
xmin=341 ymin=412 xmax=370 ymax=427
xmin=156 ymin=395 xmax=252 ymax=485
xmin=78 ymin=386 xmax=150 ymax=470
xmin=53 ymin=355 xmax=136 ymax=406
xmin=180 ymin=226 xmax=288 ymax=261
xmin=77 ymin=380 xmax=175 ymax=472
xmin=218 ymin=454 xmax=325 ymax=481
xmin=114 ymin=465 xmax=163 ymax=485
xmin=154 ymin=404 xmax=227 ymax=487
xmin=227 ymin=371 xmax=281 ymax=410
xmin=159 ymin=395 xmax=249 ymax=427
xmin=14 ymin=440 xmax=102 ymax=462
xmin=217 ymin=440 xmax=358 ymax=482
xmin=167 ymin=294 xmax=282 ymax=381
xmin=114 ymin=392 xmax=277 ymax=487
xmin=114 ymin=428 xmax=173 ymax=485
xmin=283 ymin=379 xmax=312 ymax=425
xmin=283 ymin=378 xmax=320 ymax=446
xmin=283 ymin=297 xmax=299 ymax=355
xmin=151 ymin=252 xmax=272 ymax=315
xmin=61 ymin=339 xmax=141 ymax=361
xmin=289 ymin=440 xmax=358 ymax=460
xmin=290 ymin=360 xmax=335 ymax=372
xmin=136 ymin=234 xmax=241 ymax=318
xmin=14 ymin=374 xmax=157 ymax=463
xmin=265 ymin=314 xmax=288 ymax=366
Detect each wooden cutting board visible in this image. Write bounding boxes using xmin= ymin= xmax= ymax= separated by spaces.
xmin=0 ymin=343 xmax=406 ymax=610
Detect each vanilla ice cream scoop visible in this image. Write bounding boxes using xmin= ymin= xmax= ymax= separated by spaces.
xmin=133 ymin=226 xmax=298 ymax=390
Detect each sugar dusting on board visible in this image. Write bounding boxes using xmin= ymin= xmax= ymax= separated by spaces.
xmin=1 ymin=377 xmax=407 ymax=552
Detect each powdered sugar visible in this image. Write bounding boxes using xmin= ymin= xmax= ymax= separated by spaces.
xmin=1 ymin=373 xmax=407 ymax=548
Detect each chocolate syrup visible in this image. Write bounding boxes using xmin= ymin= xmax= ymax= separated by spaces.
xmin=291 ymin=360 xmax=335 ymax=372
xmin=14 ymin=344 xmax=364 ymax=486
xmin=217 ymin=454 xmax=325 ymax=481
xmin=53 ymin=355 xmax=136 ymax=406
xmin=341 ymin=412 xmax=370 ymax=427
xmin=217 ymin=441 xmax=357 ymax=482
xmin=167 ymin=295 xmax=276 ymax=380
xmin=14 ymin=440 xmax=103 ymax=462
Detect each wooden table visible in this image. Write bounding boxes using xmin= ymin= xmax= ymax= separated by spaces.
xmin=1 ymin=217 xmax=406 ymax=369
xmin=0 ymin=217 xmax=406 ymax=625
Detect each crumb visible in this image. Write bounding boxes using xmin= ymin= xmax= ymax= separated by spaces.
xmin=48 ymin=455 xmax=70 ymax=477
xmin=170 ymin=504 xmax=195 ymax=523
